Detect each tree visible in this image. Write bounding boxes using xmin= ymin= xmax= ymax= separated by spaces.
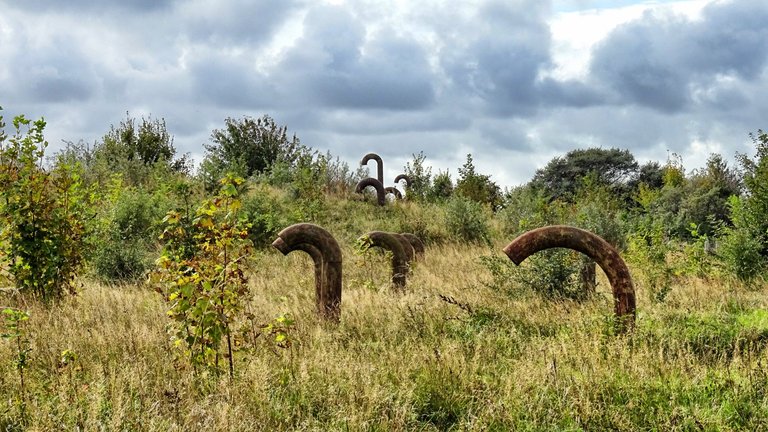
xmin=201 ymin=115 xmax=305 ymax=189
xmin=89 ymin=113 xmax=189 ymax=187
xmin=403 ymin=151 xmax=432 ymax=202
xmin=428 ymin=169 xmax=454 ymax=202
xmin=0 ymin=111 xmax=90 ymax=300
xmin=531 ymin=147 xmax=639 ymax=201
xmin=455 ymin=154 xmax=502 ymax=210
xmin=734 ymin=129 xmax=768 ymax=254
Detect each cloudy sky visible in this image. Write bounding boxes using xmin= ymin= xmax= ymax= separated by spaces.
xmin=1 ymin=0 xmax=767 ymax=187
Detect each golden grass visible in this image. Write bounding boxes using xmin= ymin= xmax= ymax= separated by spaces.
xmin=2 ymin=240 xmax=768 ymax=431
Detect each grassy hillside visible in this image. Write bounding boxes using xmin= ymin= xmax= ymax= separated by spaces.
xmin=2 ymin=193 xmax=768 ymax=431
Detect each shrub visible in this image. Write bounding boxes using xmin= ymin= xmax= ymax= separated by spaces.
xmin=92 ymin=187 xmax=167 ymax=282
xmin=444 ymin=196 xmax=491 ymax=244
xmin=0 ymin=112 xmax=90 ymax=300
xmin=509 ymin=249 xmax=584 ymax=300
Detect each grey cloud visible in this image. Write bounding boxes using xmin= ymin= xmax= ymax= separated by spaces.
xmin=438 ymin=0 xmax=554 ymax=116
xmin=177 ymin=0 xmax=303 ymax=45
xmin=277 ymin=5 xmax=435 ymax=110
xmin=7 ymin=0 xmax=173 ymax=13
xmin=2 ymin=39 xmax=100 ymax=104
xmin=590 ymin=0 xmax=768 ymax=112
xmin=188 ymin=51 xmax=276 ymax=109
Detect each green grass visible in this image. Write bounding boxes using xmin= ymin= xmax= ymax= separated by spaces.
xmin=1 ymin=195 xmax=767 ymax=431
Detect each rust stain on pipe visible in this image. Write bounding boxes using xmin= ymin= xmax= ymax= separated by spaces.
xmin=359 ymin=231 xmax=409 ymax=290
xmin=502 ymin=225 xmax=636 ymax=331
xmin=355 ymin=177 xmax=386 ymax=206
xmin=401 ymin=233 xmax=425 ymax=260
xmin=361 ymin=153 xmax=384 ymax=185
xmin=272 ymin=223 xmax=343 ymax=322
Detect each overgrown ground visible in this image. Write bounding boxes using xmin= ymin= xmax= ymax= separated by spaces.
xmin=2 ymin=196 xmax=768 ymax=431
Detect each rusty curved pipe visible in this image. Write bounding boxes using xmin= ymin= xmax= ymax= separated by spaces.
xmin=272 ymin=223 xmax=343 ymax=321
xmin=355 ymin=177 xmax=386 ymax=206
xmin=391 ymin=233 xmax=415 ymax=265
xmin=359 ymin=231 xmax=409 ymax=290
xmin=360 ymin=153 xmax=384 ymax=185
xmin=401 ymin=233 xmax=425 ymax=260
xmin=502 ymin=225 xmax=636 ymax=331
xmin=394 ymin=174 xmax=411 ymax=187
xmin=384 ymin=186 xmax=403 ymax=200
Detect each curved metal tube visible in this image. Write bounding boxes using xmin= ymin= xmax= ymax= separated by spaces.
xmin=355 ymin=177 xmax=387 ymax=206
xmin=394 ymin=174 xmax=411 ymax=187
xmin=384 ymin=186 xmax=403 ymax=200
xmin=401 ymin=233 xmax=425 ymax=260
xmin=272 ymin=223 xmax=343 ymax=321
xmin=392 ymin=233 xmax=415 ymax=265
xmin=359 ymin=231 xmax=409 ymax=290
xmin=360 ymin=153 xmax=384 ymax=185
xmin=502 ymin=225 xmax=636 ymax=331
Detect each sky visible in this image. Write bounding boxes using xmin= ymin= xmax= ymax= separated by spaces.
xmin=1 ymin=0 xmax=767 ymax=188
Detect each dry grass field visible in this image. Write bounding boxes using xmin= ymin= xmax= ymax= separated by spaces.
xmin=2 ymin=230 xmax=768 ymax=430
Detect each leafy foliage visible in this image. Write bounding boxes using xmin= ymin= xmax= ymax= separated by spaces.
xmin=153 ymin=175 xmax=254 ymax=377
xmin=0 ymin=112 xmax=91 ymax=300
xmin=532 ymin=147 xmax=639 ymax=202
xmin=201 ymin=115 xmax=306 ymax=191
xmin=444 ymin=196 xmax=491 ymax=244
xmin=455 ymin=154 xmax=501 ymax=210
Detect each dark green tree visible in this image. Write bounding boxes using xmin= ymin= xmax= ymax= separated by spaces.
xmin=201 ymin=115 xmax=305 ymax=190
xmin=88 ymin=113 xmax=189 ymax=188
xmin=403 ymin=151 xmax=432 ymax=202
xmin=531 ymin=147 xmax=639 ymax=201
xmin=428 ymin=169 xmax=454 ymax=202
xmin=455 ymin=154 xmax=501 ymax=210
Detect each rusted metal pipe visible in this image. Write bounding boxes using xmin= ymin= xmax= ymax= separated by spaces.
xmin=394 ymin=174 xmax=411 ymax=187
xmin=502 ymin=225 xmax=636 ymax=331
xmin=272 ymin=223 xmax=343 ymax=321
xmin=401 ymin=233 xmax=425 ymax=260
xmin=384 ymin=186 xmax=403 ymax=200
xmin=392 ymin=233 xmax=415 ymax=265
xmin=359 ymin=231 xmax=409 ymax=290
xmin=355 ymin=177 xmax=386 ymax=206
xmin=361 ymin=153 xmax=384 ymax=185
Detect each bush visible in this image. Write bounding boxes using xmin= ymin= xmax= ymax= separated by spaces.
xmin=444 ymin=196 xmax=491 ymax=244
xmin=0 ymin=112 xmax=90 ymax=300
xmin=241 ymin=188 xmax=289 ymax=248
xmin=92 ymin=187 xmax=167 ymax=282
xmin=510 ymin=249 xmax=584 ymax=300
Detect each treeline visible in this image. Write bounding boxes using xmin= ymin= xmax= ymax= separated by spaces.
xmin=1 ymin=106 xmax=767 ymax=302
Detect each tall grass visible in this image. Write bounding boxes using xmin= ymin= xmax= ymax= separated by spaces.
xmin=2 ymin=201 xmax=768 ymax=430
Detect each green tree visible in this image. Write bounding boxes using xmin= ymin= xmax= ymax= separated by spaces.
xmin=531 ymin=147 xmax=638 ymax=201
xmin=428 ymin=169 xmax=453 ymax=202
xmin=455 ymin=154 xmax=501 ymax=210
xmin=403 ymin=151 xmax=432 ymax=202
xmin=0 ymin=111 xmax=91 ymax=300
xmin=201 ymin=115 xmax=305 ymax=190
xmin=93 ymin=114 xmax=189 ymax=186
xmin=734 ymin=129 xmax=768 ymax=256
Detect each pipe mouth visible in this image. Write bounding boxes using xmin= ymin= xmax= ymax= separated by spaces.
xmin=271 ymin=237 xmax=289 ymax=255
xmin=501 ymin=245 xmax=524 ymax=265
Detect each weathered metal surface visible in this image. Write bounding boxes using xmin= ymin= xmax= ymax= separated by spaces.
xmin=359 ymin=231 xmax=409 ymax=289
xmin=360 ymin=153 xmax=384 ymax=185
xmin=272 ymin=223 xmax=343 ymax=321
xmin=394 ymin=174 xmax=411 ymax=187
xmin=355 ymin=177 xmax=386 ymax=206
xmin=392 ymin=233 xmax=415 ymax=265
xmin=502 ymin=225 xmax=636 ymax=331
xmin=384 ymin=186 xmax=403 ymax=200
xmin=401 ymin=233 xmax=425 ymax=260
